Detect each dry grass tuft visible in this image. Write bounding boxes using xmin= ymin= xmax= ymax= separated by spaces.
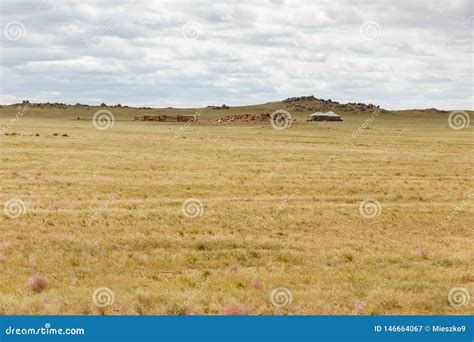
xmin=28 ymin=273 xmax=48 ymax=293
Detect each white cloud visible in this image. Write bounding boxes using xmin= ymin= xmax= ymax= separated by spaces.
xmin=0 ymin=0 xmax=472 ymax=109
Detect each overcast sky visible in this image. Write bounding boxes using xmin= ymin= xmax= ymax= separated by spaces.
xmin=0 ymin=0 xmax=472 ymax=109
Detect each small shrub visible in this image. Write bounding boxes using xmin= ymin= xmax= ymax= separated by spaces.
xmin=251 ymin=279 xmax=263 ymax=289
xmin=223 ymin=305 xmax=251 ymax=315
xmin=414 ymin=248 xmax=429 ymax=260
xmin=186 ymin=307 xmax=198 ymax=315
xmin=342 ymin=252 xmax=354 ymax=262
xmin=29 ymin=273 xmax=48 ymax=293
xmin=196 ymin=242 xmax=208 ymax=251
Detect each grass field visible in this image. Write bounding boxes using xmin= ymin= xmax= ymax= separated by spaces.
xmin=0 ymin=102 xmax=472 ymax=315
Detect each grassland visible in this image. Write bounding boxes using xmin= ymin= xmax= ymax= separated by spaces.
xmin=0 ymin=101 xmax=472 ymax=315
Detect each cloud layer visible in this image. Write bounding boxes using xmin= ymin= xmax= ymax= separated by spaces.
xmin=1 ymin=0 xmax=472 ymax=109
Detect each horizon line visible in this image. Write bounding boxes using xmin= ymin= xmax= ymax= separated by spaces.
xmin=1 ymin=98 xmax=472 ymax=112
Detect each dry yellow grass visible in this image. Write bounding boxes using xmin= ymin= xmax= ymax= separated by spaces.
xmin=0 ymin=103 xmax=472 ymax=315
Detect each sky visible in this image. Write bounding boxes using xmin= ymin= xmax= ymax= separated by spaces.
xmin=0 ymin=0 xmax=472 ymax=109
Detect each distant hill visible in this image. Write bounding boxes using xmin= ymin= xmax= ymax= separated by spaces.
xmin=0 ymin=97 xmax=460 ymax=122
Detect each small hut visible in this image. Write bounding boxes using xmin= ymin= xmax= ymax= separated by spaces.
xmin=307 ymin=111 xmax=343 ymax=122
